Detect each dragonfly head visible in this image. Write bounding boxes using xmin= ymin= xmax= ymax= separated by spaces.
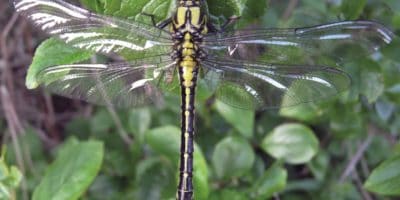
xmin=178 ymin=0 xmax=203 ymax=6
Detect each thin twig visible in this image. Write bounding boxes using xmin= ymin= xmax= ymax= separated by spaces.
xmin=281 ymin=0 xmax=299 ymax=21
xmin=360 ymin=156 xmax=370 ymax=179
xmin=339 ymin=133 xmax=373 ymax=182
xmin=0 ymin=87 xmax=28 ymax=200
xmin=1 ymin=13 xmax=29 ymax=200
xmin=90 ymin=57 xmax=133 ymax=146
xmin=351 ymin=170 xmax=374 ymax=200
xmin=44 ymin=93 xmax=57 ymax=138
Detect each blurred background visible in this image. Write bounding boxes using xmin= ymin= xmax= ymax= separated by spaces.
xmin=1 ymin=0 xmax=400 ymax=199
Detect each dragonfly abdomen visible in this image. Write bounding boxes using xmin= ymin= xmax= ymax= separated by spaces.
xmin=171 ymin=2 xmax=208 ymax=199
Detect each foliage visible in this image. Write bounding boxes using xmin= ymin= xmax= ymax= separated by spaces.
xmin=0 ymin=147 xmax=22 ymax=200
xmin=5 ymin=0 xmax=400 ymax=199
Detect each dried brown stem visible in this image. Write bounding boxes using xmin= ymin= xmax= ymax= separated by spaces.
xmin=281 ymin=0 xmax=299 ymax=21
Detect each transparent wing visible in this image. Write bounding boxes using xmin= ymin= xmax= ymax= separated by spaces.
xmin=36 ymin=56 xmax=177 ymax=108
xmin=201 ymin=58 xmax=350 ymax=109
xmin=14 ymin=0 xmax=172 ymax=55
xmin=203 ymin=21 xmax=394 ymax=65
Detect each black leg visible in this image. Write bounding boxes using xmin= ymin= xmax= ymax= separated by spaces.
xmin=140 ymin=13 xmax=172 ymax=29
xmin=207 ymin=15 xmax=241 ymax=33
xmin=220 ymin=15 xmax=240 ymax=30
xmin=157 ymin=18 xmax=173 ymax=29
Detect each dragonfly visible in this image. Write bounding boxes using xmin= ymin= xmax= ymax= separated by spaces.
xmin=14 ymin=0 xmax=394 ymax=199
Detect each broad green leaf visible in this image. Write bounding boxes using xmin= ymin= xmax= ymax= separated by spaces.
xmin=32 ymin=140 xmax=104 ymax=200
xmin=115 ymin=0 xmax=175 ymax=22
xmin=382 ymin=38 xmax=400 ymax=63
xmin=0 ymin=147 xmax=22 ymax=200
xmin=134 ymin=158 xmax=175 ymax=200
xmin=365 ymin=136 xmax=393 ymax=166
xmin=364 ymin=154 xmax=400 ymax=195
xmin=320 ymin=182 xmax=361 ymax=200
xmin=145 ymin=126 xmax=209 ymax=200
xmin=90 ymin=109 xmax=114 ymax=133
xmin=307 ymin=151 xmax=329 ymax=181
xmin=26 ymin=38 xmax=92 ymax=89
xmin=285 ymin=179 xmax=322 ymax=192
xmin=329 ymin=103 xmax=364 ymax=138
xmin=207 ymin=0 xmax=247 ymax=25
xmin=87 ymin=175 xmax=121 ymax=199
xmin=65 ymin=117 xmax=91 ymax=137
xmin=279 ymin=102 xmax=324 ymax=122
xmin=212 ymin=136 xmax=255 ymax=179
xmin=145 ymin=126 xmax=181 ymax=163
xmin=128 ymin=108 xmax=151 ymax=143
xmin=261 ymin=123 xmax=319 ymax=164
xmin=237 ymin=0 xmax=268 ymax=26
xmin=360 ymin=71 xmax=384 ymax=103
xmin=5 ymin=127 xmax=44 ymax=164
xmin=340 ymin=0 xmax=366 ymax=20
xmin=303 ymin=0 xmax=327 ymax=14
xmin=251 ymin=163 xmax=287 ymax=199
xmin=104 ymin=0 xmax=122 ymax=15
xmin=80 ymin=0 xmax=105 ymax=13
xmin=393 ymin=14 xmax=400 ymax=29
xmin=385 ymin=0 xmax=400 ymax=13
xmin=375 ymin=99 xmax=395 ymax=122
xmin=209 ymin=189 xmax=248 ymax=200
xmin=215 ymin=100 xmax=254 ymax=138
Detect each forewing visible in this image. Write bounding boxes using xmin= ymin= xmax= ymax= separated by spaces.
xmin=202 ymin=58 xmax=350 ymax=109
xmin=36 ymin=56 xmax=176 ymax=108
xmin=14 ymin=0 xmax=172 ymax=55
xmin=204 ymin=21 xmax=394 ymax=65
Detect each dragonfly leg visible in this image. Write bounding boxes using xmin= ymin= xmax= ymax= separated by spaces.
xmin=220 ymin=15 xmax=241 ymax=30
xmin=207 ymin=15 xmax=241 ymax=33
xmin=140 ymin=13 xmax=172 ymax=29
xmin=157 ymin=17 xmax=173 ymax=29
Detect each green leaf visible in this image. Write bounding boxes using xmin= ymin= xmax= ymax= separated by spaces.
xmin=104 ymin=0 xmax=122 ymax=15
xmin=360 ymin=71 xmax=384 ymax=103
xmin=340 ymin=0 xmax=366 ymax=20
xmin=382 ymin=38 xmax=400 ymax=63
xmin=145 ymin=126 xmax=181 ymax=163
xmin=364 ymin=154 xmax=400 ymax=195
xmin=392 ymin=13 xmax=400 ymax=29
xmin=212 ymin=136 xmax=255 ymax=179
xmin=385 ymin=0 xmax=400 ymax=13
xmin=209 ymin=189 xmax=248 ymax=200
xmin=207 ymin=0 xmax=247 ymax=26
xmin=80 ymin=0 xmax=105 ymax=13
xmin=115 ymin=0 xmax=175 ymax=22
xmin=320 ymin=182 xmax=361 ymax=200
xmin=237 ymin=0 xmax=268 ymax=26
xmin=251 ymin=163 xmax=287 ymax=199
xmin=26 ymin=38 xmax=92 ymax=89
xmin=8 ymin=167 xmax=22 ymax=188
xmin=0 ymin=147 xmax=22 ymax=199
xmin=90 ymin=109 xmax=114 ymax=133
xmin=307 ymin=151 xmax=329 ymax=181
xmin=261 ymin=123 xmax=319 ymax=164
xmin=128 ymin=108 xmax=151 ymax=143
xmin=134 ymin=158 xmax=175 ymax=200
xmin=32 ymin=140 xmax=104 ymax=200
xmin=329 ymin=103 xmax=364 ymax=138
xmin=375 ymin=99 xmax=395 ymax=122
xmin=279 ymin=102 xmax=324 ymax=122
xmin=215 ymin=100 xmax=254 ymax=138
xmin=145 ymin=126 xmax=209 ymax=200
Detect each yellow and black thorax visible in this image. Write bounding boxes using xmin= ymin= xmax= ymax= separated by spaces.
xmin=170 ymin=0 xmax=208 ymax=78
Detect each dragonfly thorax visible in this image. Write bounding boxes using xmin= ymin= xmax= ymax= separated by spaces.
xmin=170 ymin=3 xmax=208 ymax=65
